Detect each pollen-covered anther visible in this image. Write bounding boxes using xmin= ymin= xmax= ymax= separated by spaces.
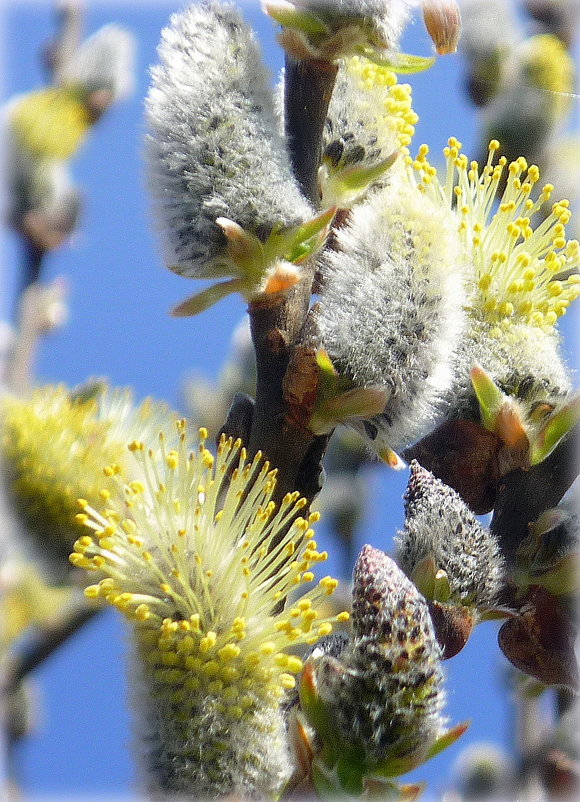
xmin=319 ymin=576 xmax=339 ymax=595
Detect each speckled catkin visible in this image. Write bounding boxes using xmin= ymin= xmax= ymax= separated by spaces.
xmin=315 ymin=544 xmax=445 ymax=766
xmin=396 ymin=461 xmax=504 ymax=607
xmin=145 ymin=1 xmax=313 ymax=277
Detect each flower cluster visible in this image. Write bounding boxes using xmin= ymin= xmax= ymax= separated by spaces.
xmin=315 ymin=120 xmax=579 ymax=460
xmin=412 ymin=139 xmax=580 ymax=335
xmin=72 ymin=425 xmax=348 ymax=797
xmin=320 ymin=56 xmax=417 ymax=207
xmin=314 ymin=169 xmax=466 ymax=460
xmin=266 ymin=1 xmax=459 ymax=63
xmin=0 ymin=385 xmax=172 ymax=580
xmin=299 ymin=545 xmax=463 ymax=796
xmin=345 ymin=545 xmax=447 ymax=766
xmin=58 ymin=24 xmax=135 ymax=105
xmin=409 ymin=137 xmax=579 ymax=432
xmin=265 ymin=0 xmax=417 ymax=62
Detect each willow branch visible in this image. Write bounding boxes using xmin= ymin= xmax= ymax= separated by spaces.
xmin=19 ymin=241 xmax=46 ymax=301
xmin=283 ymin=56 xmax=337 ymax=205
xmin=1 ymin=597 xmax=98 ymax=695
xmin=246 ymin=57 xmax=337 ymax=504
xmin=45 ymin=0 xmax=84 ymax=82
xmin=490 ymin=423 xmax=580 ymax=565
xmin=248 ymin=280 xmax=326 ymax=503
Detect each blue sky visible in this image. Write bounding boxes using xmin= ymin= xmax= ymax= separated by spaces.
xmin=1 ymin=1 xmax=578 ymax=798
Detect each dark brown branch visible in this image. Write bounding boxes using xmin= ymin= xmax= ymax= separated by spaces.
xmin=248 ymin=280 xmax=321 ymax=502
xmin=217 ymin=392 xmax=255 ymax=446
xmin=19 ymin=241 xmax=45 ymax=298
xmin=491 ymin=423 xmax=580 ymax=565
xmin=284 ymin=55 xmax=337 ymax=205
xmin=247 ymin=57 xmax=338 ymax=503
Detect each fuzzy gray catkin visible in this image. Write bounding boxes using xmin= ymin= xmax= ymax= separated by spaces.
xmin=315 ymin=176 xmax=466 ymax=456
xmin=293 ymin=0 xmax=415 ymax=48
xmin=145 ymin=1 xmax=313 ymax=278
xmin=451 ymin=317 xmax=573 ymax=420
xmin=396 ymin=461 xmax=504 ymax=608
xmin=59 ymin=24 xmax=135 ymax=101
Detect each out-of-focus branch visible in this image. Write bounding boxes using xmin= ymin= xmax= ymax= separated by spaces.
xmin=5 ymin=279 xmax=68 ymax=395
xmin=20 ymin=241 xmax=45 ymax=299
xmin=44 ymin=0 xmax=84 ymax=82
xmin=0 ymin=592 xmax=97 ymax=798
xmin=513 ymin=682 xmax=548 ymax=802
xmin=1 ymin=595 xmax=98 ymax=695
xmin=14 ymin=1 xmax=84 ymax=304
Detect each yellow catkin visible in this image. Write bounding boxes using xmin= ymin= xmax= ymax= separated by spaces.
xmin=73 ymin=425 xmax=347 ymax=728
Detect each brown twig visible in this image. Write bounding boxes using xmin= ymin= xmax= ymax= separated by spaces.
xmin=283 ymin=56 xmax=337 ymax=205
xmin=248 ymin=282 xmax=325 ymax=503
xmin=246 ymin=56 xmax=337 ymax=504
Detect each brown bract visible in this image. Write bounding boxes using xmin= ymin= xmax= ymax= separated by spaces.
xmin=404 ymin=419 xmax=503 ymax=514
xmin=283 ymin=344 xmax=321 ymax=432
xmin=422 ymin=0 xmax=461 ymax=55
xmin=427 ymin=600 xmax=475 ymax=659
xmin=498 ymin=586 xmax=578 ymax=690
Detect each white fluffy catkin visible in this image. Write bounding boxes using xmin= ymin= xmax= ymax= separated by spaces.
xmin=450 ymin=317 xmax=573 ymax=421
xmin=59 ymin=24 xmax=136 ymax=101
xmin=145 ymin=1 xmax=313 ymax=278
xmin=315 ymin=175 xmax=466 ymax=455
xmin=294 ymin=1 xmax=415 ymax=48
